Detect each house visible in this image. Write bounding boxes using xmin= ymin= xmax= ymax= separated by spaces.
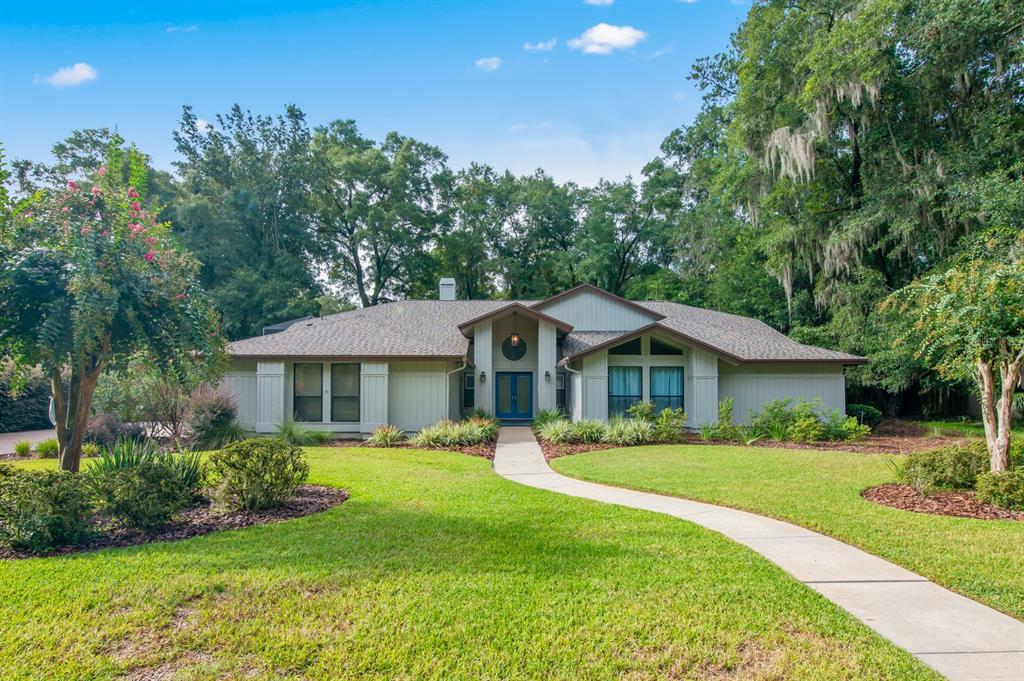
xmin=223 ymin=280 xmax=866 ymax=435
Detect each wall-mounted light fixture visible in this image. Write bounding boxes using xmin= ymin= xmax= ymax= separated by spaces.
xmin=544 ymin=371 xmax=551 ymax=381
xmin=479 ymin=370 xmax=486 ymax=383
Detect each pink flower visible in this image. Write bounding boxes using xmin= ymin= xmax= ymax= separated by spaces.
xmin=127 ymin=187 xmax=140 ymax=198
xmin=80 ymin=226 xmax=90 ymax=236
xmin=144 ymin=250 xmax=156 ymax=262
xmin=98 ymin=166 xmax=107 ymax=177
xmin=91 ymin=186 xmax=102 ymax=196
xmin=67 ymin=181 xmax=79 ymax=191
xmin=175 ymin=293 xmax=186 ymax=300
xmin=100 ymin=230 xmax=109 ymax=238
xmin=144 ymin=236 xmax=158 ymax=245
xmin=129 ymin=201 xmax=141 ymax=212
xmin=61 ymin=206 xmax=69 ymax=214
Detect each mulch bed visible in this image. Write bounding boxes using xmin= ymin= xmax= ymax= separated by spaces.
xmin=0 ymin=484 xmax=349 ymax=560
xmin=540 ymin=441 xmax=616 ymax=460
xmin=862 ymin=483 xmax=1023 ymax=521
xmin=326 ymin=438 xmax=497 ymax=460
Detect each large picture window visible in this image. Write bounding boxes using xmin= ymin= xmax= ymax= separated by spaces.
xmin=608 ymin=366 xmax=642 ymax=417
xmin=331 ymin=363 xmax=360 ymax=422
xmin=650 ymin=366 xmax=684 ymax=411
xmin=293 ymin=363 xmax=323 ymax=422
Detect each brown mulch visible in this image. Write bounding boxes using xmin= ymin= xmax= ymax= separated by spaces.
xmin=326 ymin=438 xmax=496 ymax=460
xmin=540 ymin=441 xmax=616 ymax=460
xmin=0 ymin=484 xmax=349 ymax=560
xmin=862 ymin=483 xmax=1023 ymax=521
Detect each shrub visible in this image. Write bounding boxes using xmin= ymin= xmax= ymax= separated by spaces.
xmin=465 ymin=414 xmax=500 ymax=441
xmin=976 ymin=469 xmax=1024 ymax=510
xmin=187 ymin=387 xmax=241 ymax=448
xmin=532 ymin=409 xmax=563 ymax=431
xmin=653 ymin=408 xmax=687 ymax=443
xmin=711 ymin=399 xmax=744 ymax=442
xmin=368 ymin=424 xmax=405 ymax=447
xmin=748 ymin=399 xmax=794 ymax=441
xmin=467 ymin=407 xmax=493 ymax=420
xmin=88 ymin=439 xmax=205 ymax=503
xmin=209 ymin=439 xmax=309 ymax=511
xmin=13 ymin=440 xmax=31 ymax=457
xmin=697 ymin=423 xmax=718 ymax=441
xmin=88 ymin=438 xmax=162 ymax=471
xmin=536 ymin=418 xmax=574 ymax=444
xmin=899 ymin=443 xmax=989 ymax=494
xmin=0 ymin=466 xmax=93 ymax=552
xmin=0 ymin=365 xmax=52 ymax=433
xmin=787 ymin=416 xmax=825 ymax=443
xmin=84 ymin=412 xmax=145 ymax=448
xmin=277 ymin=419 xmax=330 ymax=446
xmin=604 ymin=418 xmax=655 ymax=446
xmin=847 ymin=403 xmax=883 ymax=427
xmin=410 ymin=419 xmax=493 ymax=448
xmin=90 ymin=460 xmax=190 ymax=531
xmin=572 ymin=419 xmax=607 ymax=443
xmin=839 ymin=416 xmax=871 ymax=441
xmin=625 ymin=401 xmax=656 ymax=422
xmin=36 ymin=439 xmax=59 ymax=458
xmin=81 ymin=442 xmax=100 ymax=458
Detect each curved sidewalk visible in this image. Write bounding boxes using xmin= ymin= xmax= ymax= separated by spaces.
xmin=493 ymin=427 xmax=1024 ymax=681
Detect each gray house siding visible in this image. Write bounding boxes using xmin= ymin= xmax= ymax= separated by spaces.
xmin=718 ymin=362 xmax=846 ymax=425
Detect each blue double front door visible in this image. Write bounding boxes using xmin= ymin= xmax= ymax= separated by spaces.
xmin=495 ymin=372 xmax=533 ymax=420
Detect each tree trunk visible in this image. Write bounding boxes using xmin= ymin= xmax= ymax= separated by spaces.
xmin=57 ymin=364 xmax=104 ymax=473
xmin=977 ymin=357 xmax=1022 ymax=472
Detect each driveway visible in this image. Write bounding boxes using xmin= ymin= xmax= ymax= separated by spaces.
xmin=0 ymin=429 xmax=56 ymax=455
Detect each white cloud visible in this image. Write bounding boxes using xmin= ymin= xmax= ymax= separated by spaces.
xmin=585 ymin=0 xmax=615 ymax=5
xmin=36 ymin=62 xmax=98 ymax=88
xmin=646 ymin=45 xmax=674 ymax=59
xmin=678 ymin=0 xmax=699 ymax=4
xmin=523 ymin=38 xmax=557 ymax=52
xmin=196 ymin=118 xmax=212 ymax=134
xmin=568 ymin=23 xmax=647 ymax=55
xmin=166 ymin=25 xmax=198 ymax=33
xmin=474 ymin=56 xmax=502 ymax=72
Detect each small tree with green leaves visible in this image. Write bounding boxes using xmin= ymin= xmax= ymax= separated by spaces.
xmin=886 ymin=229 xmax=1024 ymax=472
xmin=0 ymin=143 xmax=224 ymax=472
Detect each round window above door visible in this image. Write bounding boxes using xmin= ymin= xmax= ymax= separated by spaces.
xmin=501 ymin=336 xmax=527 ymax=361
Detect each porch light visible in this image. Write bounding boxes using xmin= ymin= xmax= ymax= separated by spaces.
xmin=510 ymin=312 xmax=521 ymax=347
xmin=479 ymin=370 xmax=486 ymax=383
xmin=544 ymin=370 xmax=551 ymax=381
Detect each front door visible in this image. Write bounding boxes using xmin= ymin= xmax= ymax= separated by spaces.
xmin=495 ymin=372 xmax=533 ymax=420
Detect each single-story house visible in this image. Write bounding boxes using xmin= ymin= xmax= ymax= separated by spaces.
xmin=223 ymin=280 xmax=866 ymax=435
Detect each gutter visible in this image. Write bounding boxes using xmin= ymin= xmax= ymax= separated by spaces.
xmin=445 ymin=360 xmax=469 ymax=417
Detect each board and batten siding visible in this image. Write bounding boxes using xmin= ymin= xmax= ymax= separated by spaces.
xmin=473 ymin=320 xmax=493 ymax=413
xmin=536 ymin=320 xmax=557 ymax=411
xmin=255 ymin=361 xmax=285 ymax=433
xmin=689 ymin=348 xmax=719 ymax=426
xmin=539 ymin=288 xmax=652 ymax=331
xmin=221 ymin=359 xmax=258 ymax=430
xmin=580 ymin=352 xmax=609 ymax=421
xmin=718 ymin=362 xmax=845 ymax=425
xmin=388 ymin=361 xmax=450 ymax=432
xmin=360 ymin=362 xmax=389 ymax=433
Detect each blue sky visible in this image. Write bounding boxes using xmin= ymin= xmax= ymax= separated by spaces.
xmin=0 ymin=0 xmax=747 ymax=185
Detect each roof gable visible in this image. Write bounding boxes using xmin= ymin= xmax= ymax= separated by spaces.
xmin=532 ymin=284 xmax=664 ymax=331
xmin=456 ymin=302 xmax=573 ymax=334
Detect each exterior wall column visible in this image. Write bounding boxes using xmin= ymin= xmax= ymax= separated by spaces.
xmin=360 ymin=361 xmax=389 ymax=434
xmin=536 ymin=320 xmax=557 ymax=412
xmin=473 ymin=320 xmax=494 ymax=414
xmin=581 ymin=352 xmax=609 ymax=421
xmin=256 ymin=361 xmax=285 ymax=433
xmin=690 ymin=349 xmax=719 ymax=425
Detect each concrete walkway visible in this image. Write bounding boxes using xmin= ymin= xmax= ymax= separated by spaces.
xmin=0 ymin=428 xmax=56 ymax=455
xmin=493 ymin=427 xmax=1024 ymax=681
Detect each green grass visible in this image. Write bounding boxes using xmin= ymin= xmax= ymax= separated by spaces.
xmin=552 ymin=444 xmax=1024 ymax=622
xmin=0 ymin=448 xmax=936 ymax=679
xmin=919 ymin=418 xmax=1024 ymax=439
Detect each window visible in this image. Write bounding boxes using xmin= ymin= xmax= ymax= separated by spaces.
xmin=650 ymin=337 xmax=683 ymax=355
xmin=608 ymin=366 xmax=642 ymax=416
xmin=501 ymin=336 xmax=527 ymax=361
xmin=556 ymin=372 xmax=566 ymax=413
xmin=293 ymin=363 xmax=323 ymax=422
xmin=650 ymin=367 xmax=684 ymax=411
xmin=463 ymin=371 xmax=475 ymax=410
xmin=608 ymin=337 xmax=642 ymax=355
xmin=331 ymin=364 xmax=360 ymax=422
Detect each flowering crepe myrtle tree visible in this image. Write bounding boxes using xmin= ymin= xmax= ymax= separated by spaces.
xmin=886 ymin=229 xmax=1024 ymax=473
xmin=0 ymin=144 xmax=224 ymax=472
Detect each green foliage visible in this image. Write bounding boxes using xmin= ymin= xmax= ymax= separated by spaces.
xmin=84 ymin=412 xmax=145 ymax=448
xmin=697 ymin=423 xmax=718 ymax=442
xmin=787 ymin=416 xmax=825 ymax=444
xmin=532 ymin=409 xmax=563 ymax=431
xmin=653 ymin=408 xmax=688 ymax=443
xmin=706 ymin=399 xmax=744 ymax=442
xmin=464 ymin=414 xmax=500 ymax=441
xmin=81 ymin=443 xmax=100 ymax=458
xmin=36 ymin=438 xmax=59 ymax=458
xmin=14 ymin=440 xmax=30 ymax=457
xmin=625 ymin=401 xmax=656 ymax=422
xmin=0 ymin=364 xmax=51 ymax=433
xmin=209 ymin=438 xmax=309 ymax=511
xmin=367 ymin=424 xmax=405 ymax=448
xmin=536 ymin=419 xmax=575 ymax=444
xmin=975 ymin=469 xmax=1024 ymax=511
xmin=898 ymin=443 xmax=990 ymax=495
xmin=187 ymin=386 xmax=240 ymax=448
xmin=0 ymin=466 xmax=93 ymax=552
xmin=90 ymin=460 xmax=191 ymax=531
xmin=604 ymin=418 xmax=655 ymax=447
xmin=572 ymin=419 xmax=607 ymax=444
xmin=87 ymin=438 xmax=161 ymax=471
xmin=847 ymin=404 xmax=882 ymax=428
xmin=277 ymin=419 xmax=329 ymax=446
xmin=410 ymin=419 xmax=494 ymax=449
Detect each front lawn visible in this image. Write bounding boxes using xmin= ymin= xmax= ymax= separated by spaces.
xmin=0 ymin=448 xmax=935 ymax=679
xmin=552 ymin=445 xmax=1024 ymax=621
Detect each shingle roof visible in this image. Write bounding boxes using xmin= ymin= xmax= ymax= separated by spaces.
xmin=229 ymin=296 xmax=865 ymax=364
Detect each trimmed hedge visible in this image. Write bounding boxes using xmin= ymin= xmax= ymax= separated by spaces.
xmin=210 ymin=439 xmax=309 ymax=511
xmin=0 ymin=465 xmax=93 ymax=552
xmin=976 ymin=469 xmax=1024 ymax=511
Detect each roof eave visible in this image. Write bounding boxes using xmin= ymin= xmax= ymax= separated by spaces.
xmin=456 ymin=302 xmax=574 ymax=335
xmin=556 ymin=322 xmax=744 ymax=367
